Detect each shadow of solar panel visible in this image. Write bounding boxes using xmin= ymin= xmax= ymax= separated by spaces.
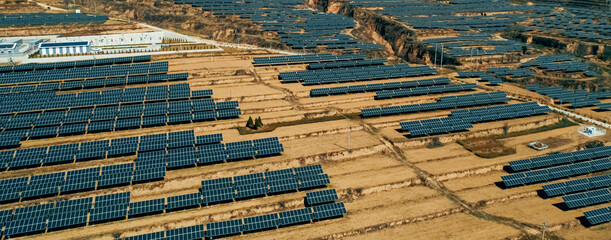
xmin=166 ymin=224 xmax=205 ymax=240
xmin=243 ymin=213 xmax=279 ymax=232
xmin=312 ymin=202 xmax=347 ymax=220
xmin=206 ymin=219 xmax=243 ymax=238
xmin=128 ymin=198 xmax=165 ymax=218
xmin=278 ymin=207 xmax=314 ymax=227
xmin=306 ymin=189 xmax=338 ymax=206
xmin=125 ymin=231 xmax=165 ymax=240
xmin=166 ymin=192 xmax=201 ymax=211
xmin=47 ymin=209 xmax=88 ymax=231
xmin=3 ymin=216 xmax=47 ymax=237
xmin=299 ymin=174 xmax=330 ymax=190
xmin=89 ymin=205 xmax=128 ymax=224
xmin=294 ymin=164 xmax=324 ymax=178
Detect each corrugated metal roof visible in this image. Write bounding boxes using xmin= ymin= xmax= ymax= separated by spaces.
xmin=40 ymin=41 xmax=89 ymax=47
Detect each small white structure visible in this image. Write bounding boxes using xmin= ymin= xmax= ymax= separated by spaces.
xmin=0 ymin=39 xmax=22 ymax=55
xmin=39 ymin=41 xmax=91 ymax=55
xmin=528 ymin=141 xmax=549 ymax=151
xmin=578 ymin=125 xmax=606 ymax=137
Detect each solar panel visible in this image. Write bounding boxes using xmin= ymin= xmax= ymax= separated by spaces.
xmin=166 ymin=224 xmax=205 ymax=240
xmin=128 ymin=198 xmax=165 ymax=217
xmin=206 ymin=219 xmax=243 ymax=238
xmin=166 ymin=192 xmax=201 ymax=211
xmin=306 ymin=189 xmax=339 ymax=206
xmin=125 ymin=231 xmax=165 ymax=240
xmin=243 ymin=213 xmax=279 ymax=232
xmin=312 ymin=202 xmax=347 ymax=219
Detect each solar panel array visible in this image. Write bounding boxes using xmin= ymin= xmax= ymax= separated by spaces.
xmin=0 ymin=56 xmax=151 ymax=73
xmin=562 ymin=187 xmax=611 ymax=209
xmin=584 ymin=206 xmax=611 ymax=226
xmin=526 ymin=84 xmax=611 ymax=108
xmin=361 ymin=91 xmax=508 ymax=117
xmin=175 ymin=0 xmax=382 ymax=51
xmin=279 ymin=64 xmax=437 ymax=85
xmin=0 ymin=62 xmax=169 ymax=85
xmin=527 ymin=10 xmax=611 ymax=42
xmin=0 ymin=73 xmax=188 ymax=94
xmin=252 ymin=54 xmax=365 ymax=66
xmin=542 ymin=174 xmax=611 ymax=197
xmin=0 ymin=133 xmax=286 ymax=203
xmin=0 ymin=84 xmax=241 ymax=148
xmin=305 ymin=189 xmax=339 ymax=206
xmin=307 ymin=58 xmax=387 ymax=70
xmin=310 ymin=78 xmax=450 ymax=97
xmin=486 ymin=67 xmax=535 ymax=78
xmin=122 ymin=202 xmax=346 ymax=239
xmin=0 ymin=13 xmax=108 ymax=27
xmin=456 ymin=71 xmax=503 ymax=85
xmin=501 ymin=146 xmax=611 ymax=187
xmin=400 ymin=117 xmax=473 ymax=137
xmin=375 ymin=83 xmax=477 ymax=99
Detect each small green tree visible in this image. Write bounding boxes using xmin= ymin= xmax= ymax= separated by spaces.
xmin=254 ymin=117 xmax=263 ymax=129
xmin=521 ymin=46 xmax=528 ymax=54
xmin=246 ymin=116 xmax=255 ymax=129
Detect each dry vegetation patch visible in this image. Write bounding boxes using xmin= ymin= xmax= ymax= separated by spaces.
xmin=457 ymin=137 xmax=516 ymax=159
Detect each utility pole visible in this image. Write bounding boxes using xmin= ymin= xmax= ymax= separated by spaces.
xmin=434 ymin=44 xmax=437 ymax=69
xmin=347 ymin=120 xmax=350 ymax=151
xmin=541 ymin=221 xmax=546 ymax=240
xmin=440 ymin=44 xmax=444 ymax=71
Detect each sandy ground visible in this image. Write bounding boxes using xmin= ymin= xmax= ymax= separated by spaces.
xmin=2 ymin=51 xmax=611 ymax=240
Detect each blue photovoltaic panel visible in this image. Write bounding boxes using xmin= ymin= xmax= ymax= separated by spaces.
xmin=166 ymin=224 xmax=205 ymax=240
xmin=312 ymin=202 xmax=347 ymax=219
xmin=299 ymin=174 xmax=330 ymax=189
xmin=206 ymin=219 xmax=243 ymax=238
xmin=306 ymin=189 xmax=339 ymax=206
xmin=128 ymin=198 xmax=165 ymax=217
xmin=166 ymin=192 xmax=201 ymax=210
xmin=278 ymin=207 xmax=314 ymax=226
xmin=243 ymin=213 xmax=279 ymax=232
xmin=201 ymin=177 xmax=233 ymax=191
xmin=294 ymin=164 xmax=324 ymax=177
xmin=202 ymin=187 xmax=236 ymax=204
xmin=125 ymin=231 xmax=165 ymax=240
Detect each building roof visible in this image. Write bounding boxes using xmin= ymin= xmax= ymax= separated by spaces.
xmin=40 ymin=41 xmax=89 ymax=48
xmin=0 ymin=43 xmax=17 ymax=49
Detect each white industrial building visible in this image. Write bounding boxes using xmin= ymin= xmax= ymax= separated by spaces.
xmin=0 ymin=39 xmax=22 ymax=55
xmin=38 ymin=41 xmax=91 ymax=55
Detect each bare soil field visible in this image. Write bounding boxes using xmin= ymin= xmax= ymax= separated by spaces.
xmin=3 ymin=49 xmax=610 ymax=240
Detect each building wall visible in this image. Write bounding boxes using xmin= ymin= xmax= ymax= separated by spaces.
xmin=39 ymin=45 xmax=91 ymax=55
xmin=56 ymin=32 xmax=166 ymax=47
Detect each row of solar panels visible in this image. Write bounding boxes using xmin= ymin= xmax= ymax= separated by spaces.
xmin=562 ymin=187 xmax=611 ymax=209
xmin=584 ymin=206 xmax=611 ymax=226
xmin=279 ymin=64 xmax=437 ymax=85
xmin=542 ymin=174 xmax=611 ymax=197
xmin=449 ymin=102 xmax=551 ymax=123
xmin=122 ymin=202 xmax=346 ymax=240
xmin=0 ymin=164 xmax=330 ymax=238
xmin=400 ymin=102 xmax=550 ymax=137
xmin=307 ymin=58 xmax=386 ymax=70
xmin=0 ymin=62 xmax=169 ymax=85
xmin=361 ymin=91 xmax=508 ymax=117
xmin=0 ymin=14 xmax=108 ymax=27
xmin=0 ymin=136 xmax=283 ymax=203
xmin=0 ymin=98 xmax=232 ymax=132
xmin=0 ymin=107 xmax=241 ymax=149
xmin=0 ymin=83 xmax=209 ymax=115
xmin=0 ymin=56 xmax=151 ymax=73
xmin=486 ymin=67 xmax=535 ymax=78
xmin=501 ymin=158 xmax=611 ymax=187
xmin=521 ymin=54 xmax=576 ymax=67
xmin=375 ymin=83 xmax=477 ymax=100
xmin=526 ymin=84 xmax=611 ymax=108
xmin=310 ymin=77 xmax=451 ymax=97
xmin=509 ymin=146 xmax=611 ymax=172
xmin=0 ymin=130 xmax=222 ymax=171
xmin=0 ymin=73 xmax=188 ymax=95
xmin=252 ymin=53 xmax=365 ymax=66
